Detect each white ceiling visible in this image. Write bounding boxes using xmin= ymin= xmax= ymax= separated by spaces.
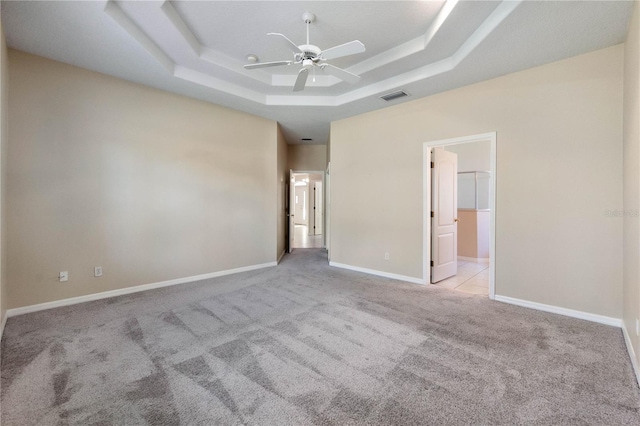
xmin=2 ymin=1 xmax=634 ymax=145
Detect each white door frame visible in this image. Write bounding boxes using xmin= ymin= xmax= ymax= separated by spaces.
xmin=290 ymin=170 xmax=326 ymax=249
xmin=326 ymin=163 xmax=331 ymax=260
xmin=423 ymin=132 xmax=497 ymax=299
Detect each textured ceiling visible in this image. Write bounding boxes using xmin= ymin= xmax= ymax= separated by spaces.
xmin=2 ymin=1 xmax=635 ymax=145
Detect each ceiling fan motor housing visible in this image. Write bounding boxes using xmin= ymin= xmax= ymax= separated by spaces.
xmin=298 ymin=44 xmax=322 ymax=61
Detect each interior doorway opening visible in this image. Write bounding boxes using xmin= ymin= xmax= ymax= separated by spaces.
xmin=423 ymin=133 xmax=496 ymax=299
xmin=288 ymin=170 xmax=325 ymax=251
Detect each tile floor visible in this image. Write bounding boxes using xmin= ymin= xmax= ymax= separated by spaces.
xmin=293 ymin=224 xmax=324 ymax=248
xmin=433 ymin=259 xmax=490 ymax=296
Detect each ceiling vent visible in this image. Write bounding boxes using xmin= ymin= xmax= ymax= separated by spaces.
xmin=301 ymin=138 xmax=313 ymax=141
xmin=380 ymin=90 xmax=409 ymax=102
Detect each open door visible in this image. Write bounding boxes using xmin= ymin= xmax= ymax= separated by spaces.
xmin=288 ymin=170 xmax=295 ymax=253
xmin=314 ymin=181 xmax=323 ymax=235
xmin=431 ymin=148 xmax=458 ymax=283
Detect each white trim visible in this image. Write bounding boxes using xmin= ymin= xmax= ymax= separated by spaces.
xmin=494 ymin=295 xmax=622 ymax=328
xmin=329 ymin=261 xmax=424 ymax=285
xmin=622 ymin=323 xmax=640 ymax=387
xmin=277 ymin=250 xmax=286 ymax=264
xmin=458 ymin=256 xmax=490 ymax=263
xmin=422 ymin=143 xmax=431 ymax=286
xmin=6 ymin=262 xmax=277 ymax=318
xmin=423 ymin=132 xmax=497 ymax=299
xmin=104 ymin=1 xmax=174 ymax=73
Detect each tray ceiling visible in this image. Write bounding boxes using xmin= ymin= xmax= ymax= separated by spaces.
xmin=2 ymin=1 xmax=634 ymax=144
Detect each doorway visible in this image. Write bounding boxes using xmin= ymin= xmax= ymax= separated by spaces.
xmin=289 ymin=171 xmax=325 ymax=250
xmin=423 ymin=133 xmax=496 ymax=299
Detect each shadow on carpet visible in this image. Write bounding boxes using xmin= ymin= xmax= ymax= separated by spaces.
xmin=2 ymin=249 xmax=639 ymax=425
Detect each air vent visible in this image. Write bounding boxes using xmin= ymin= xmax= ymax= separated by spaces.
xmin=380 ymin=90 xmax=409 ymax=102
xmin=301 ymin=138 xmax=313 ymax=141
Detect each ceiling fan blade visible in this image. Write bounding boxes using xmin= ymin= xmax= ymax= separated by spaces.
xmin=321 ymin=64 xmax=361 ymax=85
xmin=244 ymin=61 xmax=293 ymax=70
xmin=320 ymin=40 xmax=365 ymax=60
xmin=293 ymin=68 xmax=309 ymax=92
xmin=267 ymin=33 xmax=303 ymax=54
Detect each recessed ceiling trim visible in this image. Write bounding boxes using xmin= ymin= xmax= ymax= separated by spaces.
xmin=266 ymin=95 xmax=337 ymax=107
xmin=199 ymin=46 xmax=272 ymax=85
xmin=104 ymin=0 xmax=522 ymax=108
xmin=338 ymin=0 xmax=522 ymax=106
xmin=453 ymin=0 xmax=522 ymax=62
xmin=160 ymin=1 xmax=201 ymax=56
xmin=338 ymin=57 xmax=454 ymax=106
xmin=174 ymin=66 xmax=266 ymax=104
xmin=104 ymin=1 xmax=174 ymax=73
xmin=423 ymin=0 xmax=460 ymax=47
xmin=348 ymin=0 xmax=457 ymax=77
xmin=159 ymin=0 xmax=272 ymax=86
xmin=159 ymin=0 xmax=459 ymax=89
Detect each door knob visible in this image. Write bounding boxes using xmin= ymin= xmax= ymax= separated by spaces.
xmin=454 ymin=218 xmax=459 ymax=222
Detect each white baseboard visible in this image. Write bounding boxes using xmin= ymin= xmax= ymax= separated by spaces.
xmin=277 ymin=250 xmax=286 ymax=264
xmin=494 ymin=295 xmax=622 ymax=327
xmin=458 ymin=256 xmax=490 ymax=263
xmin=6 ymin=261 xmax=277 ymax=318
xmin=622 ymin=322 xmax=640 ymax=388
xmin=329 ymin=261 xmax=424 ymax=285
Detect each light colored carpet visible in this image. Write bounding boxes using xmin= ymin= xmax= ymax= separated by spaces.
xmin=1 ymin=249 xmax=639 ymax=425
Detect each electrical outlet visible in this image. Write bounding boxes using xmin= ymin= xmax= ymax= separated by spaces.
xmin=384 ymin=252 xmax=390 ymax=260
xmin=59 ymin=271 xmax=68 ymax=282
xmin=636 ymin=318 xmax=639 ymax=336
xmin=94 ymin=266 xmax=103 ymax=277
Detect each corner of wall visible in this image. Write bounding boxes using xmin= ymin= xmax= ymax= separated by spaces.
xmin=276 ymin=123 xmax=288 ymax=260
xmin=0 ymin=2 xmax=9 ymax=339
xmin=623 ymin=0 xmax=640 ymax=381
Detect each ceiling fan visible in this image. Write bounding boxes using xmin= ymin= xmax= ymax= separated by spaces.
xmin=244 ymin=12 xmax=366 ymax=92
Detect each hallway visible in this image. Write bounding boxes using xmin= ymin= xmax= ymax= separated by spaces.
xmin=292 ymin=225 xmax=323 ymax=249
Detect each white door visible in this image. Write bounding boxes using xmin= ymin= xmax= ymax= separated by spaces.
xmin=295 ymin=186 xmax=307 ymax=225
xmin=288 ymin=170 xmax=295 ymax=253
xmin=431 ymin=148 xmax=458 ymax=283
xmin=326 ymin=164 xmax=330 ymax=255
xmin=314 ymin=181 xmax=323 ymax=235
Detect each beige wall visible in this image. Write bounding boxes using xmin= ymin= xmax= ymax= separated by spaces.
xmin=457 ymin=210 xmax=479 ymax=258
xmin=276 ymin=124 xmax=288 ymax=260
xmin=8 ymin=50 xmax=278 ymax=308
xmin=457 ymin=210 xmax=489 ymax=259
xmin=0 ymin=8 xmax=7 ymax=325
xmin=331 ymin=45 xmax=623 ymax=318
xmin=623 ymin=2 xmax=640 ymax=368
xmin=288 ymin=144 xmax=327 ymax=171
